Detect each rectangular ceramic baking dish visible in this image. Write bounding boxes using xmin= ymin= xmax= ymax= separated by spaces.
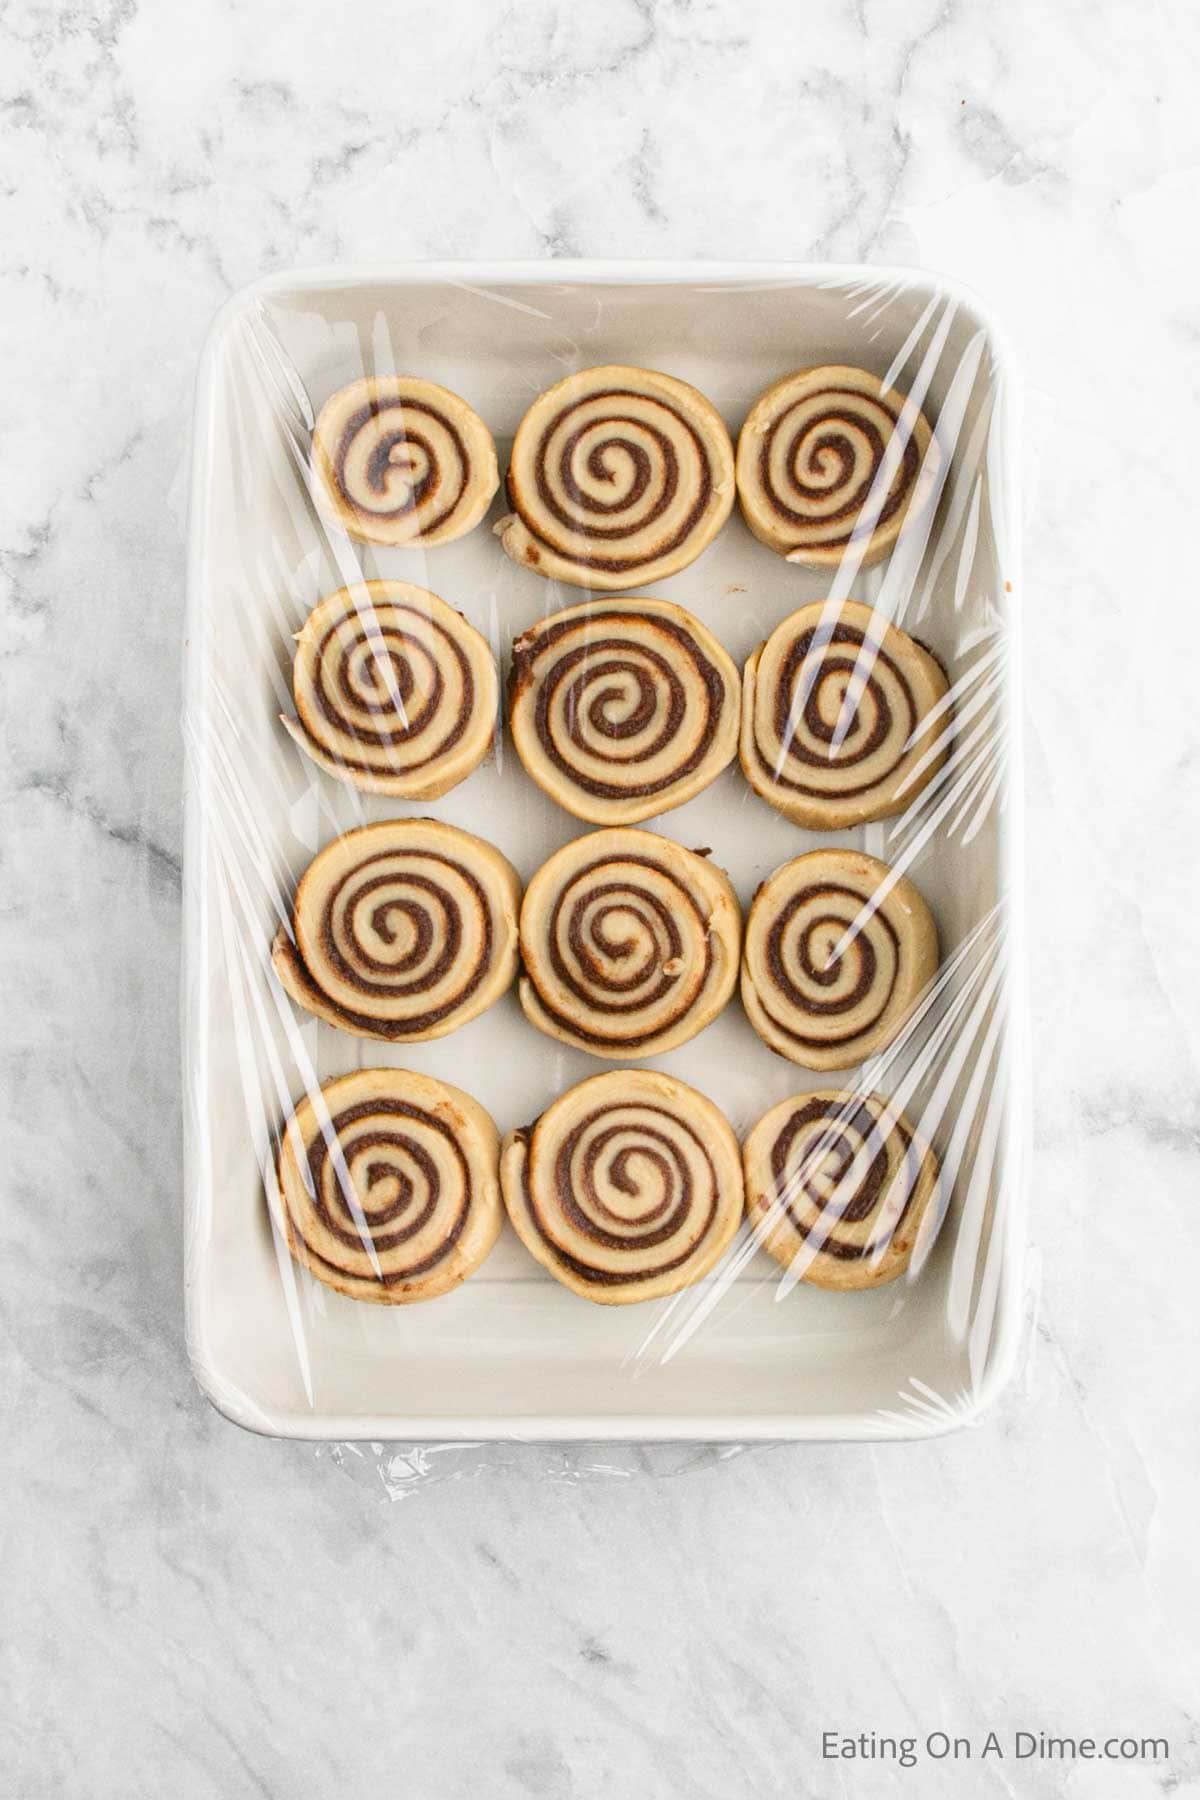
xmin=183 ymin=261 xmax=1025 ymax=1441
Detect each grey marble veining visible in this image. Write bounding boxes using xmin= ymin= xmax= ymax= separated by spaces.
xmin=3 ymin=0 xmax=1200 ymax=1795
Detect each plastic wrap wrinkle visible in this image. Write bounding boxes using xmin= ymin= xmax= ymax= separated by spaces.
xmin=181 ymin=262 xmax=1027 ymax=1456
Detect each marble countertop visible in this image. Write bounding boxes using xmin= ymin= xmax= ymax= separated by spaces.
xmin=4 ymin=1 xmax=1200 ymax=1794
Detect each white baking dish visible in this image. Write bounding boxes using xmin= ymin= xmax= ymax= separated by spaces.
xmin=183 ymin=261 xmax=1025 ymax=1441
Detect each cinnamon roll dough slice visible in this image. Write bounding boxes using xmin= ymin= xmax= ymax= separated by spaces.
xmin=274 ymin=1067 xmax=501 ymax=1304
xmin=741 ymin=598 xmax=950 ymax=830
xmin=736 ymin=366 xmax=937 ymax=566
xmin=499 ymin=365 xmax=735 ymax=589
xmin=520 ymin=830 xmax=740 ymax=1059
xmin=311 ymin=376 xmax=498 ymax=547
xmin=500 ymin=1070 xmax=744 ymax=1304
xmin=743 ymin=1089 xmax=940 ymax=1289
xmin=283 ymin=581 xmax=497 ymax=798
xmin=742 ymin=849 xmax=938 ymax=1070
xmin=509 ymin=598 xmax=740 ymax=825
xmin=271 ymin=819 xmax=520 ymax=1042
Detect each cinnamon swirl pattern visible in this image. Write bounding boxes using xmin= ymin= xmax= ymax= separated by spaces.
xmin=274 ymin=1068 xmax=502 ymax=1304
xmin=736 ymin=366 xmax=937 ymax=566
xmin=498 ymin=365 xmax=735 ymax=589
xmin=271 ymin=819 xmax=520 ymax=1042
xmin=509 ymin=598 xmax=740 ymax=824
xmin=741 ymin=598 xmax=950 ymax=830
xmin=282 ymin=582 xmax=497 ymax=798
xmin=519 ymin=830 xmax=741 ymax=1059
xmin=742 ymin=850 xmax=938 ymax=1070
xmin=500 ymin=1071 xmax=744 ymax=1304
xmin=311 ymin=376 xmax=498 ymax=547
xmin=742 ymin=1090 xmax=940 ymax=1289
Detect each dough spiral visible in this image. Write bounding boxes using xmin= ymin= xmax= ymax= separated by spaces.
xmin=311 ymin=376 xmax=498 ymax=547
xmin=283 ymin=582 xmax=497 ymax=798
xmin=499 ymin=364 xmax=735 ymax=589
xmin=500 ymin=1070 xmax=744 ymax=1304
xmin=742 ymin=1089 xmax=940 ymax=1289
xmin=271 ymin=819 xmax=520 ymax=1042
xmin=274 ymin=1068 xmax=501 ymax=1304
xmin=741 ymin=598 xmax=950 ymax=829
xmin=509 ymin=598 xmax=740 ymax=824
xmin=742 ymin=849 xmax=938 ymax=1070
xmin=519 ymin=829 xmax=741 ymax=1059
xmin=736 ymin=365 xmax=937 ymax=566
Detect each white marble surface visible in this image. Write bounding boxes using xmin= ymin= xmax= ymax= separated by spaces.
xmin=3 ymin=1 xmax=1200 ymax=1794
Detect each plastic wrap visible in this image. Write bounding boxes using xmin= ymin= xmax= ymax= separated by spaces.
xmin=182 ymin=262 xmax=1025 ymax=1456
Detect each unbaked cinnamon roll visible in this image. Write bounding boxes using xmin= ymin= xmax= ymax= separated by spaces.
xmin=736 ymin=366 xmax=937 ymax=566
xmin=741 ymin=849 xmax=938 ymax=1069
xmin=282 ymin=581 xmax=497 ymax=798
xmin=741 ymin=598 xmax=950 ymax=829
xmin=519 ymin=830 xmax=741 ymax=1059
xmin=311 ymin=376 xmax=498 ymax=546
xmin=742 ymin=1089 xmax=940 ymax=1289
xmin=500 ymin=1070 xmax=744 ymax=1304
xmin=271 ymin=819 xmax=520 ymax=1041
xmin=498 ymin=365 xmax=735 ymax=588
xmin=509 ymin=598 xmax=740 ymax=824
xmin=274 ymin=1067 xmax=501 ymax=1303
